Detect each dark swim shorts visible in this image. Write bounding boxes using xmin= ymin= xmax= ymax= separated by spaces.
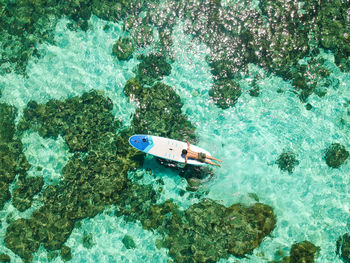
xmin=198 ymin=152 xmax=206 ymax=162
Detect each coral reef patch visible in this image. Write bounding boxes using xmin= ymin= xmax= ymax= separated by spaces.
xmin=209 ymin=79 xmax=242 ymax=109
xmin=0 ymin=0 xmax=150 ymax=74
xmin=324 ymin=143 xmax=349 ymax=169
xmin=337 ymin=233 xmax=350 ymax=263
xmin=0 ymin=103 xmax=30 ymax=209
xmin=116 ymin=179 xmax=276 ymax=262
xmin=19 ymin=90 xmax=120 ymax=153
xmin=275 ymin=151 xmax=299 ymax=174
xmin=135 ymin=53 xmax=172 ymax=86
xmin=282 ymin=240 xmax=319 ymax=263
xmin=112 ymin=37 xmax=135 ymax=61
xmin=4 ymin=86 xmax=276 ymax=262
xmin=5 ymin=91 xmax=142 ymax=261
xmin=122 ymin=235 xmax=136 ymax=249
xmin=12 ymin=175 xmax=44 ymax=212
xmin=0 ymin=253 xmax=10 ymax=263
xmin=60 ymin=245 xmax=72 ymax=262
xmin=124 ymin=79 xmax=195 ymax=141
xmin=82 ymin=232 xmax=94 ymax=249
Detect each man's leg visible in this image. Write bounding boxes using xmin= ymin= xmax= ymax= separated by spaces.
xmin=205 ymin=159 xmax=221 ymax=167
xmin=207 ymin=156 xmax=222 ymax=162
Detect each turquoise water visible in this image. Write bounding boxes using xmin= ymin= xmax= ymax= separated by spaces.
xmin=0 ymin=5 xmax=350 ymax=263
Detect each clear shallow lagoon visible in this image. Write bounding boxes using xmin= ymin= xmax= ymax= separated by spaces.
xmin=0 ymin=3 xmax=350 ymax=263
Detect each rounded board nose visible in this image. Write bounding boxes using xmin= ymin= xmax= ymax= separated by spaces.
xmin=129 ymin=135 xmax=151 ymax=151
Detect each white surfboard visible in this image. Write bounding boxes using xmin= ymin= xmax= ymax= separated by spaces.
xmin=129 ymin=134 xmax=211 ymax=166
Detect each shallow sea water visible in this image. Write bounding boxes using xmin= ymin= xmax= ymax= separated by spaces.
xmin=0 ymin=4 xmax=350 ymax=263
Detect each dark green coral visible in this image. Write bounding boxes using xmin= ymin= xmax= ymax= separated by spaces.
xmin=5 ymin=91 xmax=142 ymax=261
xmin=0 ymin=253 xmax=11 ymax=263
xmin=82 ymin=232 xmax=94 ymax=249
xmin=276 ymin=151 xmax=299 ymax=174
xmin=4 ymin=218 xmax=40 ymax=262
xmin=324 ymin=143 xmax=349 ymax=168
xmin=60 ymin=245 xmax=72 ymax=262
xmin=135 ymin=54 xmax=172 ymax=86
xmin=162 ymin=200 xmax=276 ymax=262
xmin=209 ymin=79 xmax=242 ymax=109
xmin=337 ymin=233 xmax=350 ymax=263
xmin=304 ymin=0 xmax=350 ymax=72
xmin=122 ymin=235 xmax=136 ymax=249
xmin=0 ymin=0 xmax=150 ymax=74
xmin=0 ymin=103 xmax=17 ymax=142
xmin=20 ymin=90 xmax=120 ymax=152
xmin=12 ymin=175 xmax=44 ymax=212
xmin=287 ymin=58 xmax=332 ymax=101
xmin=132 ymin=19 xmax=154 ymax=48
xmin=124 ymin=79 xmax=195 ymax=141
xmin=0 ymin=103 xmax=30 ymax=209
xmin=116 ymin=183 xmax=276 ymax=263
xmin=112 ymin=37 xmax=135 ymax=61
xmin=289 ymin=241 xmax=319 ymax=263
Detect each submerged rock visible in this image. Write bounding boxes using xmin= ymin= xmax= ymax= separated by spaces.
xmin=116 ymin=183 xmax=276 ymax=262
xmin=82 ymin=232 xmax=94 ymax=249
xmin=0 ymin=103 xmax=17 ymax=143
xmin=186 ymin=177 xmax=202 ymax=191
xmin=5 ymin=91 xmax=142 ymax=261
xmin=0 ymin=253 xmax=11 ymax=263
xmin=180 ymin=165 xmax=214 ymax=192
xmin=337 ymin=233 xmax=350 ymax=263
xmin=0 ymin=0 xmax=148 ymax=73
xmin=209 ymin=79 xmax=242 ymax=109
xmin=0 ymin=103 xmax=30 ymax=209
xmin=21 ymin=90 xmax=120 ymax=152
xmin=132 ymin=20 xmax=154 ymax=48
xmin=324 ymin=143 xmax=349 ymax=168
xmin=122 ymin=235 xmax=136 ymax=249
xmin=305 ymin=1 xmax=350 ymax=72
xmin=135 ymin=53 xmax=172 ymax=86
xmin=112 ymin=37 xmax=135 ymax=61
xmin=162 ymin=200 xmax=276 ymax=262
xmin=60 ymin=245 xmax=72 ymax=262
xmin=4 ymin=218 xmax=40 ymax=262
xmin=249 ymin=86 xmax=260 ymax=97
xmin=287 ymin=57 xmax=331 ymax=100
xmin=124 ymin=80 xmax=196 ymax=141
xmin=289 ymin=241 xmax=319 ymax=263
xmin=276 ymin=151 xmax=299 ymax=174
xmin=12 ymin=176 xmax=44 ymax=212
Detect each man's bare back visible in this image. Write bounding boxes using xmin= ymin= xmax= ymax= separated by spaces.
xmin=182 ymin=140 xmax=222 ymax=167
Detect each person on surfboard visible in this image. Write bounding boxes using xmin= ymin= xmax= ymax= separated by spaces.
xmin=182 ymin=140 xmax=222 ymax=167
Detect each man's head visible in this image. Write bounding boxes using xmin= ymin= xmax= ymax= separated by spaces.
xmin=182 ymin=149 xmax=187 ymax=155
